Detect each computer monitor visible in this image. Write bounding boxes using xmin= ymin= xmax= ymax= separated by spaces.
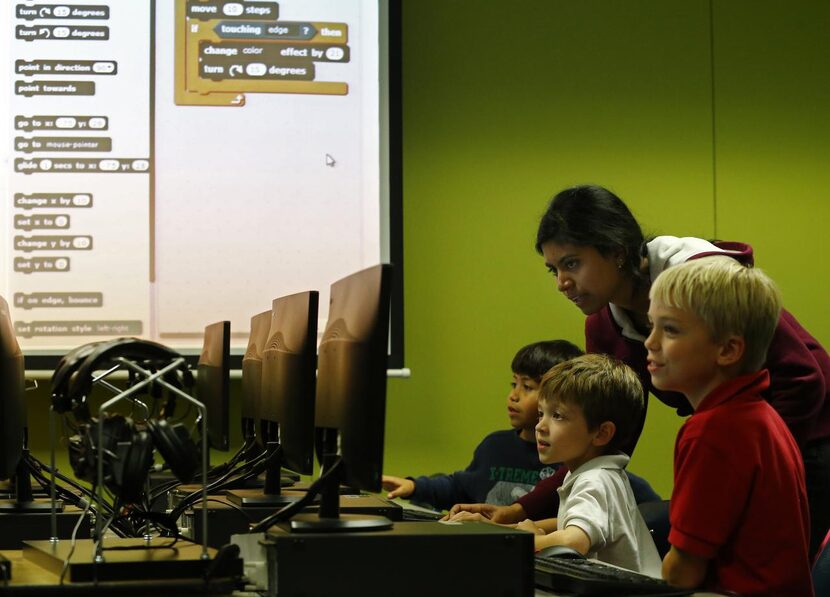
xmin=0 ymin=295 xmax=56 ymax=512
xmin=0 ymin=296 xmax=24 ymax=481
xmin=196 ymin=320 xmax=230 ymax=454
xmin=226 ymin=291 xmax=319 ymax=507
xmin=289 ymin=263 xmax=393 ymax=532
xmin=241 ymin=311 xmax=271 ymax=444
xmin=260 ymin=291 xmax=319 ymax=476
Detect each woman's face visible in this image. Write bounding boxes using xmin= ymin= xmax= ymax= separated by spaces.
xmin=540 ymin=241 xmax=629 ymax=315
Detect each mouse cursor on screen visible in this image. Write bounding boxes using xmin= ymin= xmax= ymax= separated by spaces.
xmin=325 ymin=154 xmax=336 ymax=167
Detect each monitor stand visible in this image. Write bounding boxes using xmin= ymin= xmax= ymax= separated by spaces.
xmin=0 ymin=452 xmax=63 ymax=512
xmin=287 ymin=455 xmax=392 ymax=533
xmin=225 ymin=442 xmax=314 ymax=507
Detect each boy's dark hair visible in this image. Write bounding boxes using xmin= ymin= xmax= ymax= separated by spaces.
xmin=535 ymin=185 xmax=649 ymax=288
xmin=511 ymin=340 xmax=584 ymax=381
xmin=540 ymin=354 xmax=644 ymax=454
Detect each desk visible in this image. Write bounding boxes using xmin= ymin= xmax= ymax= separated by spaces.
xmin=0 ymin=506 xmax=91 ymax=549
xmin=0 ymin=543 xmax=241 ymax=595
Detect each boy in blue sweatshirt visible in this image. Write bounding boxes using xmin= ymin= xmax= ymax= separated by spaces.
xmin=382 ymin=340 xmax=583 ymax=511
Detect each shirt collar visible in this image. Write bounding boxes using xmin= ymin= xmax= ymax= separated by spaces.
xmin=694 ymin=369 xmax=770 ymax=414
xmin=561 ymin=453 xmax=630 ymax=489
xmin=609 ymin=303 xmax=646 ymax=342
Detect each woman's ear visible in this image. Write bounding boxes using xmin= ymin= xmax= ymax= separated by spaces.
xmin=592 ymin=421 xmax=616 ymax=447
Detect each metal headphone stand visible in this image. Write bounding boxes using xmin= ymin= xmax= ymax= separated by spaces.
xmin=20 ymin=356 xmax=245 ymax=588
xmin=91 ymin=355 xmax=210 ymax=563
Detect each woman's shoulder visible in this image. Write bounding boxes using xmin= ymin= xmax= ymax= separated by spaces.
xmin=585 ymin=307 xmax=618 ymax=347
xmin=647 ymin=236 xmax=754 ymax=276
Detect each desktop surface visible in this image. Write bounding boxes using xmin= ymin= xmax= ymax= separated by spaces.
xmin=181 ymin=493 xmax=403 ymax=548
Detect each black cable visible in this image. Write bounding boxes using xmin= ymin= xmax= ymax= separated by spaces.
xmin=249 ymin=456 xmax=342 ymax=533
xmin=147 ymin=436 xmax=261 ymax=505
xmin=24 ymin=456 xmax=118 ymax=524
xmin=102 ymin=539 xmax=179 ymax=551
xmin=168 ymin=447 xmax=273 ymax=521
xmin=152 ymin=449 xmax=263 ymax=510
xmin=189 ymin=497 xmax=258 ymax=523
xmin=170 ymin=460 xmax=269 ymax=520
xmin=26 ymin=454 xmax=108 ymax=508
xmin=170 ymin=400 xmax=193 ymax=423
xmin=208 ymin=436 xmax=257 ymax=477
xmin=123 ymin=508 xmax=181 ymax=538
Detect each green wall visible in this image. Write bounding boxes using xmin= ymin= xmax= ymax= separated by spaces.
xmin=383 ymin=0 xmax=830 ymax=500
xmin=24 ymin=1 xmax=830 ymax=503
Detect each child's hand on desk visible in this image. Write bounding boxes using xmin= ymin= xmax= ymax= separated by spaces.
xmin=446 ymin=511 xmax=495 ymax=524
xmin=444 ymin=501 xmax=526 ymax=523
xmin=381 ymin=475 xmax=415 ymax=499
xmin=442 ymin=502 xmax=496 ymax=521
xmin=516 ymin=519 xmax=545 ymax=535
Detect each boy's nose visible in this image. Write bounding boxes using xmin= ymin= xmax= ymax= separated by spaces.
xmin=644 ymin=330 xmax=657 ymax=350
xmin=556 ymin=272 xmax=571 ymax=292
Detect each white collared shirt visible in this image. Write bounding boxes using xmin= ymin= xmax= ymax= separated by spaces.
xmin=557 ymin=454 xmax=662 ymax=577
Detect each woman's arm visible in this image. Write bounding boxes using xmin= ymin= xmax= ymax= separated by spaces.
xmin=515 ymin=467 xmax=565 ymax=519
xmin=762 ymin=310 xmax=829 ymax=447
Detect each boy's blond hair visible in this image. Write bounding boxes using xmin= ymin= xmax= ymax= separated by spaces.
xmin=649 ymin=256 xmax=782 ymax=373
xmin=539 ymin=354 xmax=644 ymax=453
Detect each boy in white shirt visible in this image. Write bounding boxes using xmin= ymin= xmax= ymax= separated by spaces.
xmin=516 ymin=354 xmax=661 ymax=576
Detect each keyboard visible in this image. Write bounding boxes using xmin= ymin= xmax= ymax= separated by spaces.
xmin=534 ymin=554 xmax=693 ymax=596
xmin=400 ymin=508 xmax=445 ymax=521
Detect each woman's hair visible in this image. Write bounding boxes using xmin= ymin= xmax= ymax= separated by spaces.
xmin=511 ymin=339 xmax=584 ymax=381
xmin=535 ymin=185 xmax=647 ymax=284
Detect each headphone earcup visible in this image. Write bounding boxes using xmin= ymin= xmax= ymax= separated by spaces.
xmin=68 ymin=414 xmax=132 ymax=485
xmin=147 ymin=418 xmax=198 ymax=484
xmin=110 ymin=428 xmax=154 ymax=503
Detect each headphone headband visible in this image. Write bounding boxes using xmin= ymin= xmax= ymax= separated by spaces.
xmin=51 ymin=337 xmax=193 ymax=418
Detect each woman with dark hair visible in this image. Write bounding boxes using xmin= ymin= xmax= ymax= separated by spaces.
xmin=450 ymin=184 xmax=830 ymax=558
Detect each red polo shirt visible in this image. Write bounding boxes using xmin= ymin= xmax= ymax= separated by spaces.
xmin=669 ymin=370 xmax=813 ymax=596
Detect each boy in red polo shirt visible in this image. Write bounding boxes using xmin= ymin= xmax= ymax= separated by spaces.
xmin=645 ymin=256 xmax=813 ymax=596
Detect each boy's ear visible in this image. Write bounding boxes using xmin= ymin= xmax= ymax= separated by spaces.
xmin=716 ymin=335 xmax=745 ymax=367
xmin=592 ymin=421 xmax=616 ymax=447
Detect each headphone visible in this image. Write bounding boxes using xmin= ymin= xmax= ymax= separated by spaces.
xmin=56 ymin=338 xmax=200 ymax=501
xmin=52 ymin=337 xmax=193 ymax=418
xmin=146 ymin=417 xmax=198 ymax=484
xmin=51 ymin=340 xmax=104 ymax=415
xmin=68 ymin=413 xmax=155 ymax=504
